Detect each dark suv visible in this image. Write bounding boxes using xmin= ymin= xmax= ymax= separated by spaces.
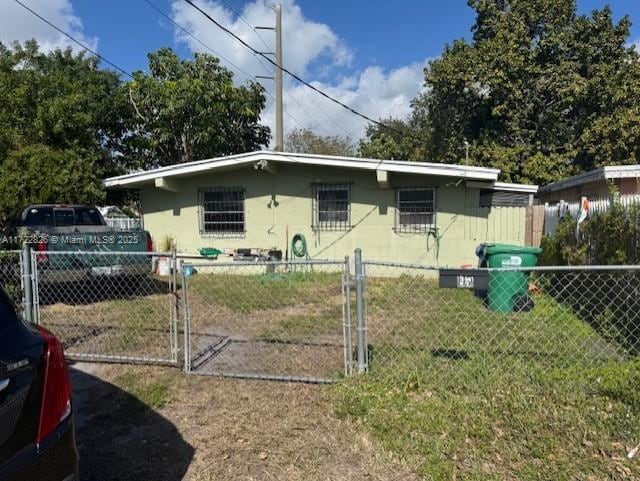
xmin=0 ymin=287 xmax=78 ymax=481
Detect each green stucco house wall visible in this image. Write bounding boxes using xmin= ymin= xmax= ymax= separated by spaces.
xmin=105 ymin=151 xmax=537 ymax=267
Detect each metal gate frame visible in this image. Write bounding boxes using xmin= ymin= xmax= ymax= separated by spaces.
xmin=181 ymin=257 xmax=353 ymax=383
xmin=29 ymin=248 xmax=180 ymax=366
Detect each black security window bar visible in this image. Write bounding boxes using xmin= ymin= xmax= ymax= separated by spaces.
xmin=395 ymin=188 xmax=435 ymax=233
xmin=200 ymin=187 xmax=245 ymax=236
xmin=313 ymin=183 xmax=351 ymax=231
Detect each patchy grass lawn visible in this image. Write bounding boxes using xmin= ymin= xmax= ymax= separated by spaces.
xmin=186 ymin=271 xmax=342 ymax=313
xmin=72 ymin=363 xmax=416 ymax=481
xmin=45 ymin=269 xmax=640 ymax=479
xmin=334 ymin=275 xmax=640 ymax=480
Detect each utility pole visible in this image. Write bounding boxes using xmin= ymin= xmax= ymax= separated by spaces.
xmin=274 ymin=4 xmax=283 ymax=151
xmin=256 ymin=4 xmax=284 ymax=152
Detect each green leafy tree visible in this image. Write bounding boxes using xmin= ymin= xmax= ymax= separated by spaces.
xmin=285 ymin=128 xmax=355 ymax=156
xmin=126 ymin=48 xmax=270 ymax=167
xmin=0 ymin=40 xmax=129 ymax=220
xmin=361 ymin=1 xmax=640 ymax=183
xmin=421 ymin=0 xmax=640 ymax=183
xmin=0 ymin=145 xmax=104 ymax=217
xmin=358 ymin=116 xmax=428 ymax=160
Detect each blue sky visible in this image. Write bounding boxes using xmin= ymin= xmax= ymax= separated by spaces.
xmin=2 ymin=0 xmax=640 ymax=141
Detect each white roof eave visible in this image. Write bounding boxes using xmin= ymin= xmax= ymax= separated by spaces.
xmin=103 ymin=151 xmax=500 ymax=188
xmin=538 ymin=164 xmax=640 ymax=194
xmin=493 ymin=182 xmax=538 ymax=194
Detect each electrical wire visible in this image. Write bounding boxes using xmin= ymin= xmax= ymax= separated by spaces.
xmin=142 ymin=0 xmax=257 ymax=84
xmin=13 ymin=0 xmax=134 ymax=79
xmin=217 ymin=0 xmax=273 ymax=54
xmin=141 ymin=0 xmax=308 ymax=135
xmin=182 ymin=0 xmax=404 ymax=135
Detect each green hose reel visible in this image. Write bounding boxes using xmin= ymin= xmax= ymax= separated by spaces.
xmin=291 ymin=233 xmax=309 ymax=258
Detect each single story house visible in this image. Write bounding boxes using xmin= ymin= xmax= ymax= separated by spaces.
xmin=537 ymin=165 xmax=640 ymax=236
xmin=104 ymin=151 xmax=538 ymax=266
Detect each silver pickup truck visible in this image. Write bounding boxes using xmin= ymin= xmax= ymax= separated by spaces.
xmin=2 ymin=204 xmax=153 ymax=283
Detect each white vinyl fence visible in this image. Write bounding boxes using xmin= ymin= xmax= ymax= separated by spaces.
xmin=544 ymin=194 xmax=640 ymax=236
xmin=104 ymin=217 xmax=143 ymax=231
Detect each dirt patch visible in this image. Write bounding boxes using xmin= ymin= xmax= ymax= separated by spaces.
xmin=71 ymin=362 xmax=417 ymax=481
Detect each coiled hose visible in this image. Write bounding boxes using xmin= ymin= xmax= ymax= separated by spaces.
xmin=291 ymin=233 xmax=308 ymax=258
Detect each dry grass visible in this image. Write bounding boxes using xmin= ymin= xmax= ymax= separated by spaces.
xmin=72 ymin=363 xmax=416 ymax=481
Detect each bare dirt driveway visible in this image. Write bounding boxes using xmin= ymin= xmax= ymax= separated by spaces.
xmin=70 ymin=362 xmax=416 ymax=481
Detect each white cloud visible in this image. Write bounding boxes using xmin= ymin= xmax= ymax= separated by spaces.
xmin=0 ymin=0 xmax=97 ymax=52
xmin=171 ymin=0 xmax=351 ymax=81
xmin=264 ymin=61 xmax=428 ymax=141
xmin=630 ymin=37 xmax=640 ymax=52
xmin=171 ymin=0 xmax=427 ymax=143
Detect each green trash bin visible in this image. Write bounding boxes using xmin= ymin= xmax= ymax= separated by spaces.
xmin=485 ymin=244 xmax=542 ymax=312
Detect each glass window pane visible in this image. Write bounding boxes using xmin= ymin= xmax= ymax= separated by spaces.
xmin=201 ymin=188 xmax=245 ymax=234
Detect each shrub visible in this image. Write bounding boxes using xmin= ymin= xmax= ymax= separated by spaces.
xmin=540 ymin=202 xmax=640 ymax=266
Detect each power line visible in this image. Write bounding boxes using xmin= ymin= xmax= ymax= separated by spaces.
xmin=139 ymin=0 xmax=307 ymax=136
xmin=218 ymin=0 xmax=273 ymax=54
xmin=141 ymin=0 xmax=257 ymax=84
xmin=182 ymin=0 xmax=401 ymax=135
xmin=13 ymin=0 xmax=134 ymax=79
xmin=283 ymin=89 xmax=335 ymax=137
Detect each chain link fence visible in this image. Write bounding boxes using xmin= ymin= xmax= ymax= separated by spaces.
xmin=361 ymin=260 xmax=639 ymax=392
xmin=181 ymin=258 xmax=350 ymax=383
xmin=0 ymin=246 xmax=638 ymax=390
xmin=0 ymin=250 xmax=25 ymax=317
xmin=33 ymin=251 xmax=180 ymax=365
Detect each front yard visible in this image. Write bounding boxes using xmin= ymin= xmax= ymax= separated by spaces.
xmin=43 ymin=268 xmax=640 ymax=480
xmin=72 ymin=363 xmax=415 ymax=481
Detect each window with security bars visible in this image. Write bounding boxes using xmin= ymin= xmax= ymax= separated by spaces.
xmin=199 ymin=187 xmax=245 ymax=237
xmin=395 ymin=188 xmax=435 ymax=232
xmin=313 ymin=183 xmax=351 ymax=231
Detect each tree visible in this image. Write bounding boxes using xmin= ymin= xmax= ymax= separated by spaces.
xmin=285 ymin=128 xmax=355 ymax=156
xmin=0 ymin=40 xmax=129 ymax=220
xmin=0 ymin=145 xmax=104 ymax=217
xmin=358 ymin=116 xmax=428 ymax=161
xmin=361 ymin=1 xmax=640 ymax=184
xmin=125 ymin=48 xmax=270 ymax=167
xmin=425 ymin=1 xmax=640 ymax=183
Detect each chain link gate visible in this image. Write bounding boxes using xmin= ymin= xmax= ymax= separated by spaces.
xmin=31 ymin=250 xmax=180 ymax=365
xmin=181 ymin=257 xmax=352 ymax=383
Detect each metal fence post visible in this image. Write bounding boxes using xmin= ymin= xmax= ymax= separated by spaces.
xmin=354 ymin=248 xmax=367 ymax=373
xmin=20 ymin=244 xmax=33 ymax=324
xmin=342 ymin=255 xmax=354 ymax=376
xmin=170 ymin=248 xmax=179 ymax=364
xmin=181 ymin=267 xmax=191 ymax=373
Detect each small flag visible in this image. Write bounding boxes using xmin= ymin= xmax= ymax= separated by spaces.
xmin=576 ymin=196 xmax=589 ymax=238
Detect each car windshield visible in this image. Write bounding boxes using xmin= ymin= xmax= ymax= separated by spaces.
xmin=54 ymin=209 xmax=75 ymax=226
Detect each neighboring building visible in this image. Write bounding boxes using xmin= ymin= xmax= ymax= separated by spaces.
xmin=537 ymin=165 xmax=640 ymax=236
xmin=538 ymin=165 xmax=640 ymax=203
xmin=104 ymin=151 xmax=538 ymax=266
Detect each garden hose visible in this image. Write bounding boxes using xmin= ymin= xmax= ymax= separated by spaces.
xmin=291 ymin=233 xmax=309 ymax=258
xmin=427 ymin=227 xmax=443 ymax=263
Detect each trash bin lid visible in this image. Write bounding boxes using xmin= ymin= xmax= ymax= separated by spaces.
xmin=485 ymin=243 xmax=542 ymax=255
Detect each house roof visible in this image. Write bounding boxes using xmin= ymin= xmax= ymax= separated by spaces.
xmin=538 ymin=164 xmax=640 ymax=195
xmin=103 ymin=150 xmax=536 ymax=193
